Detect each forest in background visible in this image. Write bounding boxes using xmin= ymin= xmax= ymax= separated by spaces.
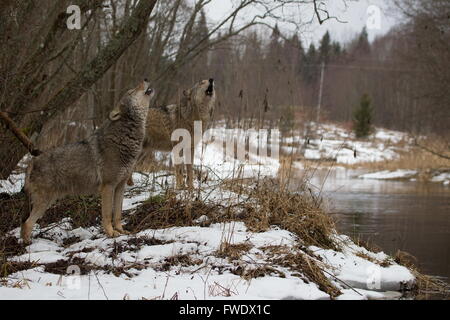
xmin=1 ymin=0 xmax=449 ymax=179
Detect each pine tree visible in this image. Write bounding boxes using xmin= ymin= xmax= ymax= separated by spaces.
xmin=283 ymin=33 xmax=304 ymax=72
xmin=267 ymin=24 xmax=282 ymax=65
xmin=355 ymin=27 xmax=370 ymax=55
xmin=353 ymin=93 xmax=374 ymax=138
xmin=187 ymin=10 xmax=210 ymax=81
xmin=302 ymin=43 xmax=318 ymax=83
xmin=319 ymin=31 xmax=331 ymax=63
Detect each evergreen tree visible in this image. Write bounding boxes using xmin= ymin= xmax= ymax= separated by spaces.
xmin=283 ymin=33 xmax=304 ymax=73
xmin=243 ymin=31 xmax=262 ymax=63
xmin=187 ymin=10 xmax=210 ymax=80
xmin=319 ymin=31 xmax=331 ymax=63
xmin=303 ymin=43 xmax=318 ymax=83
xmin=267 ymin=24 xmax=282 ymax=64
xmin=355 ymin=27 xmax=370 ymax=55
xmin=353 ymin=93 xmax=374 ymax=138
xmin=194 ymin=10 xmax=209 ymax=44
xmin=331 ymin=41 xmax=342 ymax=58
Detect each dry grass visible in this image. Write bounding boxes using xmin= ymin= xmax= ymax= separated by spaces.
xmin=232 ymin=265 xmax=286 ymax=280
xmin=1 ymin=167 xmax=441 ymax=298
xmin=394 ymin=250 xmax=450 ymax=300
xmin=272 ymin=251 xmax=341 ymax=298
xmin=240 ymin=179 xmax=339 ymax=250
xmin=0 ymin=193 xmax=102 ymax=279
xmin=126 ymin=175 xmax=339 ymax=251
xmin=124 ymin=193 xmax=220 ymax=232
xmin=158 ymin=254 xmax=203 ymax=272
xmin=216 ymin=242 xmax=253 ymax=261
xmin=349 ymin=150 xmax=449 ymax=172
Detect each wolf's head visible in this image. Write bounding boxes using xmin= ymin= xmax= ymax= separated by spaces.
xmin=182 ymin=79 xmax=216 ymax=119
xmin=109 ymin=79 xmax=155 ymax=121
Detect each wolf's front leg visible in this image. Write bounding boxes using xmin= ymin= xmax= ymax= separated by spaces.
xmin=186 ymin=163 xmax=194 ymax=189
xmin=113 ymin=180 xmax=129 ymax=234
xmin=101 ymin=184 xmax=120 ymax=237
xmin=175 ymin=164 xmax=185 ymax=189
xmin=21 ymin=195 xmax=53 ymax=244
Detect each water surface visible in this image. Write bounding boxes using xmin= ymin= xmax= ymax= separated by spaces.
xmin=291 ymin=168 xmax=450 ymax=283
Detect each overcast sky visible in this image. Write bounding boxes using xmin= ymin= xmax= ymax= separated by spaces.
xmin=204 ymin=0 xmax=398 ymax=46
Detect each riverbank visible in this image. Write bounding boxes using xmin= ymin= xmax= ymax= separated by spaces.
xmin=280 ymin=122 xmax=450 ymax=186
xmin=0 ymin=171 xmax=418 ymax=300
xmin=1 ymin=121 xmax=448 ymax=299
xmin=1 ymin=153 xmax=441 ymax=300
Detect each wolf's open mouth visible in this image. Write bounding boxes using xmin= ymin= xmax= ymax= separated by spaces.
xmin=145 ymin=88 xmax=153 ymax=95
xmin=205 ymin=79 xmax=214 ymax=96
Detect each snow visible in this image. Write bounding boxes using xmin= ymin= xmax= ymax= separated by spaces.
xmin=0 ymin=218 xmax=415 ymax=300
xmin=0 ymin=122 xmax=420 ymax=300
xmin=281 ymin=124 xmax=406 ymax=165
xmin=431 ymin=172 xmax=450 ymax=186
xmin=0 ymin=184 xmax=417 ymax=300
xmin=359 ymin=170 xmax=417 ymax=180
xmin=312 ymin=236 xmax=414 ymax=293
xmin=0 ymin=173 xmax=25 ymax=194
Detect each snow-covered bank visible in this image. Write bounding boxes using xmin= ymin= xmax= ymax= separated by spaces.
xmin=0 ymin=169 xmax=416 ymax=300
xmin=357 ymin=169 xmax=450 ymax=185
xmin=281 ymin=123 xmax=408 ymax=165
xmin=431 ymin=172 xmax=450 ymax=186
xmin=1 ymin=216 xmax=414 ymax=300
xmin=1 ymin=121 xmax=427 ymax=300
xmin=359 ymin=170 xmax=417 ymax=180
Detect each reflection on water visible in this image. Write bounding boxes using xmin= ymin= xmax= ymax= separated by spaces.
xmin=291 ymin=168 xmax=450 ymax=283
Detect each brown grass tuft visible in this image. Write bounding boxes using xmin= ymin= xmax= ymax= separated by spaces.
xmin=216 ymin=242 xmax=253 ymax=261
xmin=273 ymin=252 xmax=341 ymax=298
xmin=241 ymin=179 xmax=339 ymax=250
xmin=394 ymin=250 xmax=449 ymax=299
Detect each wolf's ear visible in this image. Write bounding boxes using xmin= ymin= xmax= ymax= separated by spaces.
xmin=109 ymin=105 xmax=121 ymax=121
xmin=183 ymin=89 xmax=191 ymax=98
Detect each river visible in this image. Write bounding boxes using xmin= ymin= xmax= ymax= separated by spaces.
xmin=292 ymin=168 xmax=450 ymax=286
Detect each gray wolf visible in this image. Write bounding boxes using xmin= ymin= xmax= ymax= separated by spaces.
xmin=21 ymin=80 xmax=154 ymax=243
xmin=128 ymin=79 xmax=216 ymax=188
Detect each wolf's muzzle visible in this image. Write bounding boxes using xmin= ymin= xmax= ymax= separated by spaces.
xmin=145 ymin=88 xmax=154 ymax=96
xmin=206 ymin=78 xmax=214 ymax=96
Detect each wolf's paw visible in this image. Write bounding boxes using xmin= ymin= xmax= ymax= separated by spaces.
xmin=109 ymin=230 xmax=122 ymax=238
xmin=104 ymin=227 xmax=121 ymax=238
xmin=114 ymin=226 xmax=130 ymax=235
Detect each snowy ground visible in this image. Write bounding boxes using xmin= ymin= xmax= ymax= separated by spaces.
xmin=431 ymin=172 xmax=450 ymax=186
xmin=278 ymin=122 xmax=449 ymax=186
xmin=0 ymin=218 xmax=415 ymax=300
xmin=281 ymin=123 xmax=409 ymax=165
xmin=0 ymin=134 xmax=417 ymax=300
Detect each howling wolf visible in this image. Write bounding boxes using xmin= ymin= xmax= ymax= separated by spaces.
xmin=129 ymin=79 xmax=216 ymax=188
xmin=21 ymin=80 xmax=154 ymax=243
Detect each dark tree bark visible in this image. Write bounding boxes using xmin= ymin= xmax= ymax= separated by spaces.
xmin=0 ymin=0 xmax=158 ymax=179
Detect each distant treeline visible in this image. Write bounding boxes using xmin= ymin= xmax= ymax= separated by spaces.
xmin=202 ymin=5 xmax=449 ymax=137
xmin=1 ymin=0 xmax=448 ymax=179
